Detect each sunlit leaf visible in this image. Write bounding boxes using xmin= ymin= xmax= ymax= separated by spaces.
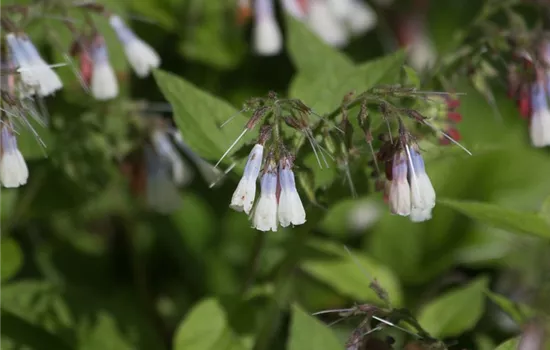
xmin=78 ymin=312 xmax=133 ymax=350
xmin=494 ymin=337 xmax=519 ymax=350
xmin=301 ymin=239 xmax=403 ymax=306
xmin=417 ymin=276 xmax=489 ymax=338
xmin=173 ymin=299 xmax=248 ymax=350
xmin=288 ymin=304 xmax=342 ymax=350
xmin=439 ymin=199 xmax=550 ymax=239
xmin=154 ymin=69 xmax=253 ymax=170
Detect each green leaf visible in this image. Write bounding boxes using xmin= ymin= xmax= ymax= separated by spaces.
xmin=1 ymin=308 xmax=72 ymax=350
xmin=485 ymin=291 xmax=534 ymax=325
xmin=78 ymin=312 xmax=133 ymax=350
xmin=403 ymin=65 xmax=421 ymax=88
xmin=173 ymin=299 xmax=248 ymax=350
xmin=301 ymin=239 xmax=403 ymax=306
xmin=0 ymin=238 xmax=23 ymax=282
xmin=439 ymin=199 xmax=550 ymax=239
xmin=287 ymin=304 xmax=341 ymax=350
xmin=285 ymin=16 xmax=352 ymax=76
xmin=289 ymin=50 xmax=406 ymax=113
xmin=417 ymin=276 xmax=489 ymax=338
xmin=179 ymin=2 xmax=246 ymax=69
xmin=154 ymin=69 xmax=252 ymax=169
xmin=0 ymin=189 xmax=18 ymax=222
xmin=541 ymin=196 xmax=550 ymax=225
xmin=494 ymin=337 xmax=519 ymax=350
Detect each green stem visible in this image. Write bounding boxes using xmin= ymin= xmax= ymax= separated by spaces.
xmin=240 ymin=232 xmax=267 ymax=296
xmin=253 ymin=226 xmax=311 ymax=350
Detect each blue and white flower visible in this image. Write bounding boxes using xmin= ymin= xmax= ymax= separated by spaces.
xmin=90 ymin=36 xmax=119 ymax=100
xmin=407 ymin=146 xmax=436 ymax=222
xmin=6 ymin=33 xmax=63 ymax=97
xmin=278 ymin=157 xmax=306 ymax=227
xmin=109 ymin=15 xmax=160 ymax=77
xmin=388 ymin=151 xmax=411 ymax=216
xmin=252 ymin=159 xmax=278 ymax=232
xmin=253 ymin=0 xmax=283 ymax=56
xmin=230 ymin=144 xmax=264 ymax=214
xmin=530 ymin=81 xmax=550 ymax=147
xmin=0 ymin=125 xmax=28 ymax=188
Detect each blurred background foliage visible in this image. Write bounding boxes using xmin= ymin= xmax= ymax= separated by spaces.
xmin=2 ymin=0 xmax=550 ymax=349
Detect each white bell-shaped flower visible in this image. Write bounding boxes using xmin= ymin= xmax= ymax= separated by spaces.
xmin=90 ymin=37 xmax=119 ymax=100
xmin=530 ymin=82 xmax=550 ymax=147
xmin=251 ymin=160 xmax=278 ymax=232
xmin=230 ymin=144 xmax=264 ymax=214
xmin=407 ymin=146 xmax=436 ymax=222
xmin=277 ymin=157 xmax=306 ymax=227
xmin=388 ymin=152 xmax=411 ymax=216
xmin=6 ymin=34 xmax=63 ymax=97
xmin=253 ymin=0 xmax=283 ymax=56
xmin=307 ymin=0 xmax=349 ymax=47
xmin=345 ymin=0 xmax=377 ymax=35
xmin=144 ymin=146 xmax=182 ymax=214
xmin=109 ymin=15 xmax=160 ymax=77
xmin=0 ymin=126 xmax=29 ymax=188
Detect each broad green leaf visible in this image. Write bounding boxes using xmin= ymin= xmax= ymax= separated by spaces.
xmin=439 ymin=199 xmax=550 ymax=239
xmin=301 ymin=239 xmax=403 ymax=306
xmin=78 ymin=312 xmax=133 ymax=350
xmin=287 ymin=305 xmax=341 ymax=350
xmin=154 ymin=69 xmax=252 ymax=169
xmin=130 ymin=0 xmax=176 ymax=30
xmin=494 ymin=337 xmax=519 ymax=350
xmin=285 ymin=16 xmax=352 ymax=75
xmin=1 ymin=308 xmax=72 ymax=350
xmin=1 ymin=238 xmax=23 ymax=282
xmin=418 ymin=276 xmax=489 ymax=338
xmin=289 ymin=50 xmax=406 ymax=113
xmin=173 ymin=298 xmax=248 ymax=350
xmin=485 ymin=291 xmax=534 ymax=325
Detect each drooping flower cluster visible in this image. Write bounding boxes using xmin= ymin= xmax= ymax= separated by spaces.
xmin=507 ymin=43 xmax=550 ymax=148
xmin=71 ymin=14 xmax=160 ymax=100
xmin=231 ymin=143 xmax=306 ymax=231
xmin=241 ymin=0 xmax=379 ymax=56
xmin=417 ymin=94 xmax=462 ymax=145
xmin=0 ymin=4 xmax=162 ymax=188
xmin=381 ymin=142 xmax=436 ymax=222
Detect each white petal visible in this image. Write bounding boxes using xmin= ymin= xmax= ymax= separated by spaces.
xmin=278 ymin=190 xmax=306 ymax=227
xmin=252 ymin=194 xmax=278 ymax=231
xmin=307 ymin=0 xmax=349 ymax=47
xmin=147 ymin=171 xmax=182 ymax=214
xmin=345 ymin=0 xmax=377 ymax=35
xmin=410 ymin=172 xmax=436 ymax=210
xmin=1 ymin=151 xmax=28 ymax=188
xmin=253 ymin=17 xmax=283 ymax=56
xmin=407 ymin=35 xmax=437 ymax=71
xmin=530 ymin=109 xmax=550 ymax=147
xmin=389 ymin=179 xmax=411 ymax=216
xmin=124 ymin=40 xmax=160 ymax=77
xmin=91 ymin=62 xmax=119 ymax=100
xmin=230 ymin=178 xmax=256 ymax=214
xmin=410 ymin=207 xmax=432 ymax=222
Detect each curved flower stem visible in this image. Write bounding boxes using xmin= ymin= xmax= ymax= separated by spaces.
xmin=253 ymin=225 xmax=311 ymax=350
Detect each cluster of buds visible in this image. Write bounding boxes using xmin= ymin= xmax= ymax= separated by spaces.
xmin=416 ymin=94 xmax=462 ymax=146
xmin=230 ymin=131 xmax=306 ymax=232
xmin=70 ymin=13 xmax=160 ymax=100
xmin=238 ymin=0 xmax=380 ymax=56
xmin=507 ymin=40 xmax=550 ymax=148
